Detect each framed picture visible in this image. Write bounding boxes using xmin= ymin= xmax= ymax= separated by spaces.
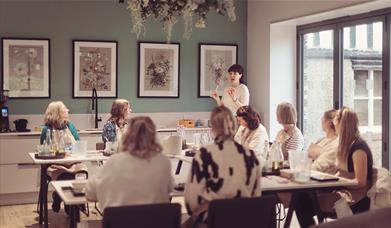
xmin=2 ymin=38 xmax=50 ymax=98
xmin=73 ymin=40 xmax=118 ymax=98
xmin=138 ymin=42 xmax=180 ymax=98
xmin=198 ymin=43 xmax=238 ymax=97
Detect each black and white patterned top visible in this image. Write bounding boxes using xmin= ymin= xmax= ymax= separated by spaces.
xmin=184 ymin=138 xmax=261 ymax=218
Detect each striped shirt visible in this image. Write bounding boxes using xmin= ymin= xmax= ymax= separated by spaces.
xmin=276 ymin=127 xmax=304 ymax=160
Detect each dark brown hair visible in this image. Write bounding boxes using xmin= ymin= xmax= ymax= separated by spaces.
xmin=228 ymin=64 xmax=245 ymax=84
xmin=236 ymin=105 xmax=261 ymax=131
xmin=108 ymin=99 xmax=130 ymax=127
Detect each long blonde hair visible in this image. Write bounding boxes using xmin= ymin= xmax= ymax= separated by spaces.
xmin=276 ymin=102 xmax=297 ymax=124
xmin=211 ymin=106 xmax=236 ymax=142
xmin=44 ymin=101 xmax=68 ymax=129
xmin=335 ymin=107 xmax=359 ymax=163
xmin=108 ymin=99 xmax=130 ymax=127
xmin=122 ymin=116 xmax=162 ymax=159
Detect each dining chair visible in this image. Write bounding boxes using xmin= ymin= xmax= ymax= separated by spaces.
xmin=207 ymin=195 xmax=278 ymax=228
xmin=102 ymin=203 xmax=181 ymax=228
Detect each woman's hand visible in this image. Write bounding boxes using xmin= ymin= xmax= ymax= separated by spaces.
xmin=308 ymin=143 xmax=321 ymax=159
xmin=227 ymin=87 xmax=237 ymax=101
xmin=210 ymin=90 xmax=222 ymax=105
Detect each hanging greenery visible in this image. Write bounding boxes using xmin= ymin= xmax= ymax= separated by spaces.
xmin=126 ymin=0 xmax=236 ymax=42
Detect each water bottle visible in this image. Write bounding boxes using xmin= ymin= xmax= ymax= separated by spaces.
xmin=43 ymin=128 xmax=52 ymax=155
xmin=57 ymin=130 xmax=66 ymax=154
xmin=270 ymin=142 xmax=284 ymax=172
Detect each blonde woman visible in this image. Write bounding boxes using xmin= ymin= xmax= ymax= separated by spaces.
xmin=184 ymin=106 xmax=261 ymax=225
xmin=275 ymin=102 xmax=304 ymax=159
xmin=211 ymin=64 xmax=250 ymax=115
xmin=308 ymin=109 xmax=338 ymax=173
xmin=102 ymin=99 xmax=132 ymax=143
xmin=40 ymin=101 xmax=87 ymax=213
xmin=86 ymin=116 xmax=173 ymax=212
xmin=296 ymin=107 xmax=374 ymax=227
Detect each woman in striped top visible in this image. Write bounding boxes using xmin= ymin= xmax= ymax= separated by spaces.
xmin=274 ymin=102 xmax=304 ymax=160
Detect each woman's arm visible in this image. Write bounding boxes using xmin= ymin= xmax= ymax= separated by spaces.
xmin=68 ymin=123 xmax=80 ymax=141
xmin=211 ymin=90 xmax=222 ymax=105
xmin=349 ymin=149 xmax=368 ymax=189
xmin=308 ymin=143 xmax=322 ymax=159
xmin=184 ymin=154 xmax=207 ymax=215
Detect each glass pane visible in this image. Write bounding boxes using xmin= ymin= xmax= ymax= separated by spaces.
xmin=354 ymin=99 xmax=369 ymax=126
xmin=302 ymin=30 xmax=334 ymax=143
xmin=343 ymin=21 xmax=383 ymax=166
xmin=374 ymin=99 xmax=382 ymax=125
xmin=374 ymin=71 xmax=382 ymax=97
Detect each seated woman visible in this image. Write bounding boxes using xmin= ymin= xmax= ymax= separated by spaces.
xmin=40 ymin=101 xmax=87 ymax=213
xmin=86 ymin=116 xmax=173 ymax=212
xmin=295 ymin=107 xmax=374 ymax=227
xmin=234 ymin=105 xmax=269 ymax=162
xmin=275 ymin=102 xmax=304 ymax=159
xmin=184 ymin=106 xmax=261 ymax=225
xmin=308 ymin=109 xmax=338 ymax=173
xmin=102 ymin=99 xmax=131 ymax=143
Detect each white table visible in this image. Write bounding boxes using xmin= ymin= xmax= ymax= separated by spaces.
xmin=28 ymin=151 xmax=109 ymax=228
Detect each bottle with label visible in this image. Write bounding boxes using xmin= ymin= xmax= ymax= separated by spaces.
xmin=270 ymin=142 xmax=284 ymax=172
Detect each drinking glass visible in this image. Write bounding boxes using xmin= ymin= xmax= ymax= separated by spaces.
xmin=293 ymin=158 xmax=312 ymax=183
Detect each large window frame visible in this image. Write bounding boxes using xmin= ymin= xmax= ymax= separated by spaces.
xmin=297 ymin=8 xmax=391 ymax=169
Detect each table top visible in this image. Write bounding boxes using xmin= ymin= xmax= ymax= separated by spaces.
xmin=28 ymin=151 xmax=110 ymax=164
xmin=51 ymin=171 xmax=357 ymax=205
xmin=261 ymin=171 xmax=357 ymax=192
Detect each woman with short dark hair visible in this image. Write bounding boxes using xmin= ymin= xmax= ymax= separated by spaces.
xmin=211 ymin=64 xmax=250 ymax=115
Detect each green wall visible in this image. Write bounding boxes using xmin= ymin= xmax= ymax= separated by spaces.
xmin=0 ymin=0 xmax=247 ymax=114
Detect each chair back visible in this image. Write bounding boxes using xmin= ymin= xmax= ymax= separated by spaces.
xmin=102 ymin=203 xmax=181 ymax=228
xmin=207 ymin=195 xmax=277 ymax=228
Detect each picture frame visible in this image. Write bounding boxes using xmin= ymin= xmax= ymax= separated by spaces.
xmin=198 ymin=43 xmax=238 ymax=97
xmin=2 ymin=38 xmax=50 ymax=98
xmin=73 ymin=40 xmax=118 ymax=98
xmin=138 ymin=42 xmax=180 ymax=98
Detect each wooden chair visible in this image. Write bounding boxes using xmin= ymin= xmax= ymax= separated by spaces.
xmin=102 ymin=203 xmax=181 ymax=228
xmin=207 ymin=195 xmax=278 ymax=228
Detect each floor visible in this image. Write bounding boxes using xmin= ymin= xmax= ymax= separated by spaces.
xmin=0 ymin=197 xmax=301 ymax=228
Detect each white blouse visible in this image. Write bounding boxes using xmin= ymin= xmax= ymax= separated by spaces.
xmin=221 ymin=84 xmax=250 ymax=115
xmin=234 ymin=124 xmax=269 ymax=162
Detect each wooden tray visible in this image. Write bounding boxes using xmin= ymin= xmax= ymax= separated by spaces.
xmin=34 ymin=153 xmax=66 ymax=159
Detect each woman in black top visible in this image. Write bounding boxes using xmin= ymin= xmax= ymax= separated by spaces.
xmin=296 ymin=107 xmax=373 ymax=227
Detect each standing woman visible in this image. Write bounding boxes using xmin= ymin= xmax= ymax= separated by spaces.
xmin=40 ymin=101 xmax=87 ymax=213
xmin=211 ymin=64 xmax=250 ymax=115
xmin=102 ymin=99 xmax=132 ymax=143
xmin=308 ymin=109 xmax=338 ymax=173
xmin=275 ymin=102 xmax=304 ymax=159
xmin=234 ymin=105 xmax=269 ymax=161
xmin=295 ymin=107 xmax=374 ymax=227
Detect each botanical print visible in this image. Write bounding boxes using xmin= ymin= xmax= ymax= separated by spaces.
xmin=79 ymin=47 xmax=111 ymax=91
xmin=8 ymin=45 xmax=44 ymax=91
xmin=144 ymin=49 xmax=173 ymax=91
xmin=204 ymin=49 xmax=233 ymax=91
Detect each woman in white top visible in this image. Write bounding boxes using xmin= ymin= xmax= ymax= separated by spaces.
xmin=275 ymin=102 xmax=304 ymax=160
xmin=211 ymin=64 xmax=250 ymax=115
xmin=308 ymin=109 xmax=338 ymax=173
xmin=86 ymin=116 xmax=173 ymax=213
xmin=234 ymin=105 xmax=269 ymax=162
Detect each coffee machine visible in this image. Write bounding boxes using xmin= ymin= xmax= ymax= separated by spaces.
xmin=0 ymin=90 xmax=10 ymax=132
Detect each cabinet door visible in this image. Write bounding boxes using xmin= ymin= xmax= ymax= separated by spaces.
xmin=0 ymin=164 xmax=40 ymax=194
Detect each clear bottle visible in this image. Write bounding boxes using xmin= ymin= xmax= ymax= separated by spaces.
xmin=44 ymin=128 xmax=52 ymax=154
xmin=57 ymin=130 xmax=65 ymax=154
xmin=50 ymin=129 xmax=58 ymax=154
xmin=262 ymin=140 xmax=271 ymax=172
xmin=270 ymin=142 xmax=284 ymax=172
